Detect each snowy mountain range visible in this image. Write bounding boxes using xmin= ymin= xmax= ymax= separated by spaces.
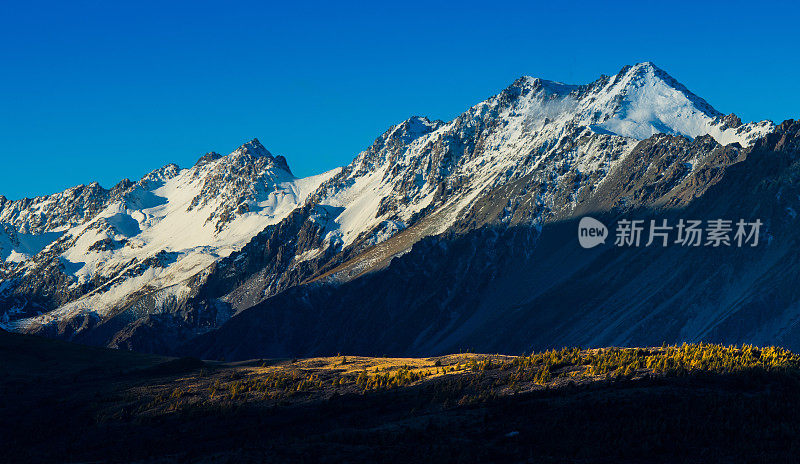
xmin=2 ymin=62 xmax=794 ymax=357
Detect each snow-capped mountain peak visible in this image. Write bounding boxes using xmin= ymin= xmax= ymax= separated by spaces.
xmin=587 ymin=62 xmax=721 ymax=139
xmin=506 ymin=62 xmax=772 ymax=146
xmin=296 ymin=62 xmax=774 ymax=277
xmin=230 ymin=138 xmax=273 ymax=158
xmin=194 ymin=152 xmax=222 ymax=167
xmin=223 ymin=138 xmax=292 ymax=175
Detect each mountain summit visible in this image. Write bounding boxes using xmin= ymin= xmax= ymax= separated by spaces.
xmin=508 ymin=61 xmax=770 ymax=144
xmin=232 ymin=138 xmax=273 ymax=158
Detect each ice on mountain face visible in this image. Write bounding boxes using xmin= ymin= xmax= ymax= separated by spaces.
xmin=0 ymin=182 xmax=119 ymax=264
xmin=505 ymin=62 xmax=773 ymax=148
xmin=303 ymin=62 xmax=774 ymax=268
xmin=585 ymin=62 xmax=772 ymax=145
xmin=0 ymin=226 xmax=64 ymax=263
xmin=316 ymin=116 xmax=447 ymax=248
xmin=8 ymin=140 xmax=338 ymax=329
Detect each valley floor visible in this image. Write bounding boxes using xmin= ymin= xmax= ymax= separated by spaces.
xmin=2 ymin=331 xmax=800 ymax=463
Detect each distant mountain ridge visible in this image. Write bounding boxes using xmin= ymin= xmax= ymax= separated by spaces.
xmin=0 ymin=62 xmax=787 ymax=357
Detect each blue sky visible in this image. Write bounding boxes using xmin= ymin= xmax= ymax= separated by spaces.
xmin=1 ymin=0 xmax=798 ymax=199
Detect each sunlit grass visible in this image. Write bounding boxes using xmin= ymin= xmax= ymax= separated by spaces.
xmin=134 ymin=343 xmax=800 ymax=415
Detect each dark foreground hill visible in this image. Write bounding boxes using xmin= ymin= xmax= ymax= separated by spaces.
xmin=4 ymin=330 xmax=800 ymax=463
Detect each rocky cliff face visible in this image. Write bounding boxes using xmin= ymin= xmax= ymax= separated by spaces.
xmin=0 ymin=62 xmax=785 ymax=356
